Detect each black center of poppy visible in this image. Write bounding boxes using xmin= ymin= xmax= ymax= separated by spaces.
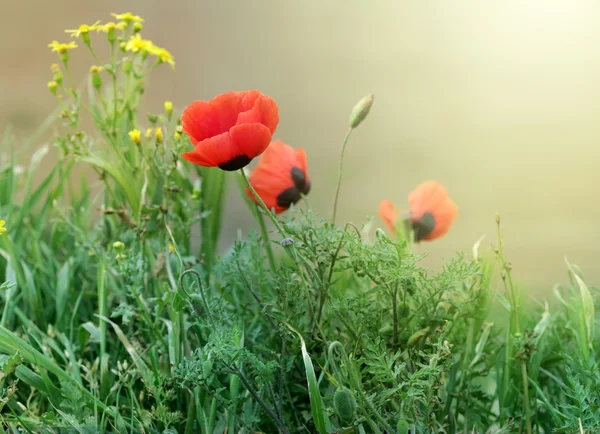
xmin=412 ymin=212 xmax=435 ymax=241
xmin=275 ymin=167 xmax=310 ymax=210
xmin=276 ymin=187 xmax=301 ymax=209
xmin=218 ymin=154 xmax=252 ymax=171
xmin=291 ymin=166 xmax=311 ymax=194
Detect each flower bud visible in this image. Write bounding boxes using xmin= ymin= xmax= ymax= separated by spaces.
xmin=122 ymin=58 xmax=132 ymax=74
xmin=113 ymin=241 xmax=125 ymax=251
xmin=51 ymin=64 xmax=63 ymax=85
xmin=128 ymin=129 xmax=142 ymax=144
xmin=105 ymin=22 xmax=117 ymax=43
xmin=132 ymin=22 xmax=143 ymax=34
xmin=147 ymin=114 xmax=158 ymax=124
xmin=164 ymin=101 xmax=173 ymax=119
xmin=145 ymin=128 xmax=153 ymax=139
xmin=281 ymin=238 xmax=294 ymax=247
xmin=173 ymin=131 xmax=182 ymax=141
xmin=47 ymin=81 xmax=58 ymax=96
xmin=349 ymin=93 xmax=374 ymax=129
xmin=90 ymin=65 xmax=102 ymax=91
xmin=155 ymin=127 xmax=163 ymax=144
xmin=333 ymin=388 xmax=357 ymax=425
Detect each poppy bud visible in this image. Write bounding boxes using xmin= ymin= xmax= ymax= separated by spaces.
xmin=333 ymin=387 xmax=357 ymax=425
xmin=396 ymin=420 xmax=410 ymax=434
xmin=281 ymin=238 xmax=294 ymax=247
xmin=90 ymin=65 xmax=102 ymax=91
xmin=189 ymin=294 xmax=204 ymax=316
xmin=47 ymin=81 xmax=58 ymax=96
xmin=349 ymin=93 xmax=374 ymax=129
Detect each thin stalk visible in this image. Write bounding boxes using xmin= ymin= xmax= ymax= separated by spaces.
xmin=392 ymin=284 xmax=398 ymax=349
xmin=332 ymin=128 xmax=353 ymax=225
xmin=496 ymin=217 xmax=531 ymax=434
xmin=256 ymin=208 xmax=277 ymax=273
xmin=240 ymin=169 xmax=287 ymax=237
xmin=230 ymin=364 xmax=289 ymax=434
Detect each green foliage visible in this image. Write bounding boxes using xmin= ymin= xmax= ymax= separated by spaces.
xmin=1 ymin=12 xmax=599 ymax=434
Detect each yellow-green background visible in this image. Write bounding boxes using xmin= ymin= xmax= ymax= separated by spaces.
xmin=2 ymin=1 xmax=599 ymax=291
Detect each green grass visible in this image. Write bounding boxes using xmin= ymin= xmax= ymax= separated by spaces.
xmin=0 ymin=11 xmax=599 ymax=434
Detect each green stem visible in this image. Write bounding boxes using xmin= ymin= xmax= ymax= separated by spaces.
xmin=240 ymin=169 xmax=287 ymax=237
xmin=332 ymin=128 xmax=353 ymax=225
xmin=256 ymin=207 xmax=277 ymax=273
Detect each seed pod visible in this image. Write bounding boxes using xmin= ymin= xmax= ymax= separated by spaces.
xmin=333 ymin=387 xmax=357 ymax=425
xmin=397 ymin=419 xmax=410 ymax=434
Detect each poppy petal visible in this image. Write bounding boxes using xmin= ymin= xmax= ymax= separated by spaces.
xmin=379 ymin=200 xmax=399 ymax=234
xmin=237 ymin=92 xmax=279 ymax=134
xmin=229 ymin=123 xmax=273 ymax=160
xmin=181 ymin=93 xmax=243 ymax=145
xmin=181 ymin=132 xmax=235 ymax=167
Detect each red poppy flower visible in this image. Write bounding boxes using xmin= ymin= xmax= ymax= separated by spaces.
xmin=181 ymin=90 xmax=279 ymax=171
xmin=246 ymin=140 xmax=310 ymax=214
xmin=378 ymin=181 xmax=458 ymax=242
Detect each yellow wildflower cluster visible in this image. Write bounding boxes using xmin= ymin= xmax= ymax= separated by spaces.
xmin=0 ymin=220 xmax=6 ymax=236
xmin=50 ymin=12 xmax=175 ymax=68
xmin=124 ymin=34 xmax=175 ymax=68
xmin=48 ymin=40 xmax=78 ymax=54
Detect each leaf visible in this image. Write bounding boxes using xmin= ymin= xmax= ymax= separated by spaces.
xmin=407 ymin=327 xmax=430 ymax=347
xmin=283 ymin=321 xmax=328 ymax=434
xmin=469 ymin=322 xmax=493 ymax=370
xmin=55 ymin=260 xmax=71 ymax=322
xmin=566 ymin=258 xmax=594 ymax=352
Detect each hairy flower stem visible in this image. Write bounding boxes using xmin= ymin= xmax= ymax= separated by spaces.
xmin=240 ymin=169 xmax=287 ymax=237
xmin=496 ymin=216 xmax=531 ymax=434
xmin=392 ymin=285 xmax=399 ymax=349
xmin=230 ymin=364 xmax=290 ymax=434
xmin=332 ymin=128 xmax=353 ymax=225
xmin=256 ymin=207 xmax=277 ymax=273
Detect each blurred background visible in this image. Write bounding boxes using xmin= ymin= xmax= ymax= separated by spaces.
xmin=1 ymin=0 xmax=599 ymax=292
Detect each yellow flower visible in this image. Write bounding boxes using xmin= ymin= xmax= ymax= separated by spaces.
xmin=96 ymin=21 xmax=126 ymax=33
xmin=155 ymin=127 xmax=163 ymax=143
xmin=174 ymin=131 xmax=182 ymax=140
xmin=0 ymin=220 xmax=6 ymax=235
xmin=48 ymin=40 xmax=78 ymax=54
xmin=164 ymin=101 xmax=173 ymax=116
xmin=65 ymin=21 xmax=101 ymax=38
xmin=125 ymin=34 xmax=153 ymax=53
xmin=168 ymin=242 xmax=175 ymax=253
xmin=128 ymin=129 xmax=141 ymax=144
xmin=145 ymin=128 xmax=153 ymax=139
xmin=111 ymin=12 xmax=144 ymax=24
xmin=148 ymin=45 xmax=175 ymax=68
